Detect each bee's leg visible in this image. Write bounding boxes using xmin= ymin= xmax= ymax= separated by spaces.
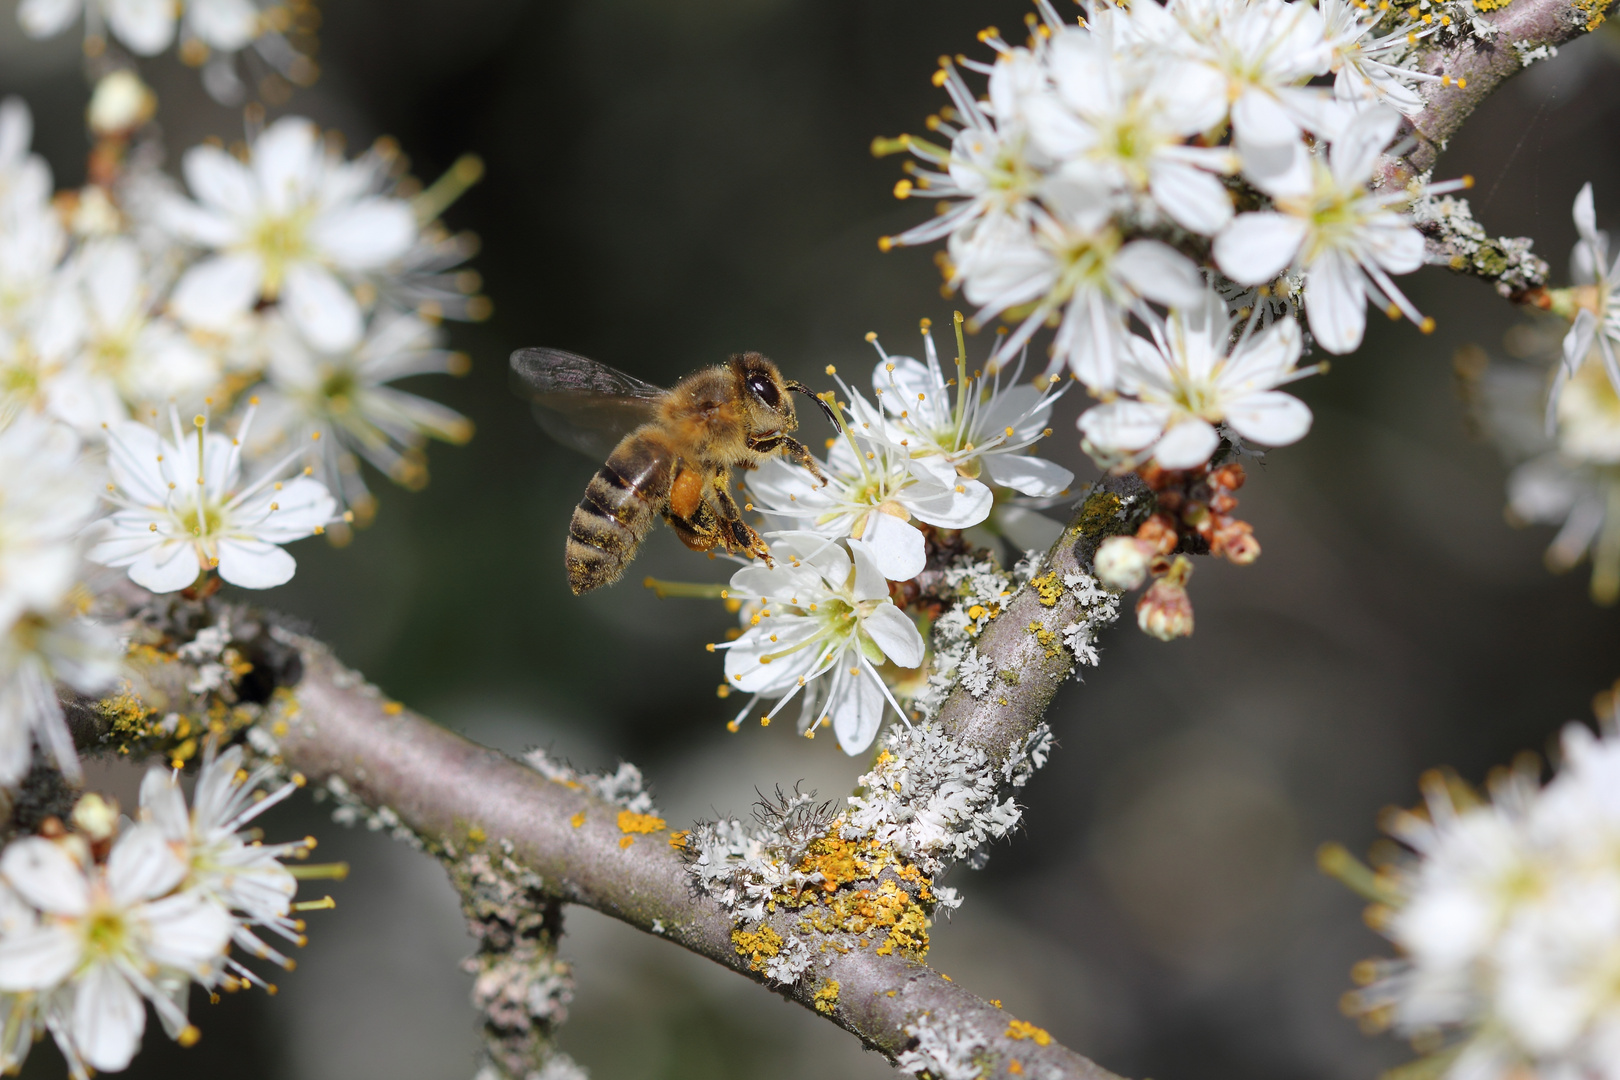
xmin=750 ymin=433 xmax=830 ymax=487
xmin=709 ymin=473 xmax=771 ymax=565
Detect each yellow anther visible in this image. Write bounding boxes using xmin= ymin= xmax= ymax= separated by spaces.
xmin=1420 ymin=317 xmax=1436 ymax=334
xmin=825 ymin=364 xmax=837 ymax=375
xmin=893 ymin=179 xmax=913 ymax=199
xmin=865 ymin=331 xmax=877 ymax=342
xmin=193 ymin=414 xmax=205 ymax=428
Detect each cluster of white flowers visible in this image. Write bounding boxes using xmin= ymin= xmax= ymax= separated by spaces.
xmin=0 ymin=743 xmax=313 ymax=1078
xmin=713 ymin=319 xmax=1075 ymax=754
xmin=0 ymin=90 xmax=476 ymax=781
xmin=1339 ymin=719 xmax=1620 ymax=1080
xmin=881 ymin=0 xmax=1476 ymax=474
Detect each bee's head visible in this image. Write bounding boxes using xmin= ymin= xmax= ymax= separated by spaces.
xmin=730 ymin=352 xmax=836 ymax=433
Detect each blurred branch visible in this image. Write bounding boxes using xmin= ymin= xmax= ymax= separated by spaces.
xmin=1383 ymin=0 xmax=1620 ymax=294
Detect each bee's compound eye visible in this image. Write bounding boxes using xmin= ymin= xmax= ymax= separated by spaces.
xmin=748 ymin=374 xmax=781 ymax=410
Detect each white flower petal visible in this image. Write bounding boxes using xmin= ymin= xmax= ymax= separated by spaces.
xmin=140 ymin=892 xmax=232 ymax=969
xmin=1114 ymin=240 xmax=1204 ymax=307
xmin=0 ymin=924 xmax=79 ymax=991
xmin=1224 ymin=390 xmax=1313 ymax=446
xmin=170 ymin=252 xmax=263 ymax=331
xmin=73 ymin=963 xmax=145 ymax=1072
xmin=1078 ymin=399 xmax=1171 ymax=454
xmin=129 ymin=540 xmax=203 ymax=594
xmin=1 ymin=838 xmax=88 ymax=916
xmin=106 ymin=824 xmax=186 ymax=906
xmin=252 ymin=117 xmax=320 ymax=216
xmin=309 ymin=199 xmax=417 ymax=270
xmin=862 ymin=603 xmax=924 ymax=669
xmin=852 ymin=512 xmax=926 ymax=582
xmin=900 ymin=479 xmax=993 ymax=530
xmin=1304 ymin=247 xmax=1368 ymax=354
xmin=1149 ymin=160 xmax=1234 ymax=236
xmin=282 ymin=262 xmax=364 ymax=352
xmin=215 ymin=537 xmax=298 ymax=589
xmin=845 ymin=537 xmax=892 ymax=601
xmin=1215 ymin=212 xmax=1307 ymax=285
xmin=982 ymin=453 xmax=1073 ymax=497
xmin=1151 ymin=418 xmax=1221 ymax=469
xmin=182 ymin=143 xmax=259 ymax=221
xmin=831 ymin=668 xmax=886 ymax=756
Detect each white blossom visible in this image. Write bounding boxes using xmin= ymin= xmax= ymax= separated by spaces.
xmin=1347 ymin=723 xmax=1620 ymax=1080
xmin=246 ymin=310 xmax=472 ymax=514
xmin=748 ymin=416 xmax=992 ymax=583
xmin=1214 ymin=107 xmax=1444 ymax=353
xmin=1025 ymin=27 xmax=1236 ymax=234
xmin=0 ymin=829 xmax=231 ymax=1074
xmin=717 ymin=533 xmax=925 ymax=755
xmin=859 ymin=321 xmax=1072 ymax=498
xmin=139 ymin=742 xmax=311 ymax=983
xmin=952 ymin=193 xmax=1205 ymax=389
xmin=90 ymin=406 xmax=339 ymax=592
xmin=48 ymin=238 xmax=220 ymax=434
xmin=157 ymin=117 xmax=417 ymax=353
xmin=1078 ymin=290 xmax=1317 ymax=469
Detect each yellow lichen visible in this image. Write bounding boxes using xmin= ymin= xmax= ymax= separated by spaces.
xmin=466 ymin=825 xmax=486 ymax=844
xmin=1031 ymin=571 xmax=1063 ymax=607
xmin=381 ymin=701 xmax=403 ymax=716
xmin=1009 ymin=1061 xmax=1024 ymax=1075
xmin=732 ymin=925 xmax=785 ymax=972
xmin=569 ymin=812 xmax=585 ymax=828
xmin=813 ymin=979 xmax=840 ymax=1014
xmin=1572 ymin=0 xmax=1607 ymax=28
xmin=668 ymin=830 xmax=689 ymax=849
xmin=617 ymin=809 xmax=666 ymax=835
xmin=1006 ymin=1019 xmax=1051 ymax=1046
xmin=1026 ymin=621 xmax=1062 ymax=659
xmin=619 ymin=836 xmax=635 ymax=849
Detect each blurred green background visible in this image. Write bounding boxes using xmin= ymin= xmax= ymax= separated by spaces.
xmin=8 ymin=1 xmax=1620 ymax=1077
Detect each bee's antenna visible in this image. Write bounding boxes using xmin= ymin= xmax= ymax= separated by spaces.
xmin=787 ymin=382 xmax=840 ymax=429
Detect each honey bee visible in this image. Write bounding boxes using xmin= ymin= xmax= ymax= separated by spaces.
xmin=511 ymin=347 xmax=835 ymax=595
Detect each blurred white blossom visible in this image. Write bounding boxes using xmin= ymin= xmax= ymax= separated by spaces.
xmin=1344 ymin=721 xmax=1620 ymax=1080
xmin=158 ymin=116 xmax=416 ymax=353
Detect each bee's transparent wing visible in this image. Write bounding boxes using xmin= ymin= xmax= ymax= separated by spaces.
xmin=510 ymin=347 xmax=665 ymax=459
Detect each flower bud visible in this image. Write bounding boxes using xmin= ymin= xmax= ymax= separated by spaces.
xmin=1094 ymin=535 xmax=1151 ymax=591
xmin=89 ymin=69 xmax=155 ymax=136
xmin=71 ymin=792 xmax=118 ymax=841
xmin=1136 ymin=556 xmax=1194 ymax=641
xmin=1213 ymin=518 xmax=1261 ymax=565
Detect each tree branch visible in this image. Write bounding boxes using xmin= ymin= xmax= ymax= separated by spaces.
xmin=272 ymin=634 xmax=1124 ymax=1080
xmin=1383 ymin=0 xmax=1619 ymax=294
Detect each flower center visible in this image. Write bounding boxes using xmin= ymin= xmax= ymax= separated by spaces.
xmin=249 ymin=209 xmax=315 ymax=298
xmin=181 ymin=500 xmax=226 ymax=538
xmin=319 ymin=368 xmax=358 ymax=414
xmin=83 ymin=905 xmax=131 ymax=961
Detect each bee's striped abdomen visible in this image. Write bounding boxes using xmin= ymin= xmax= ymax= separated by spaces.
xmin=565 ymin=434 xmax=672 ymax=594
